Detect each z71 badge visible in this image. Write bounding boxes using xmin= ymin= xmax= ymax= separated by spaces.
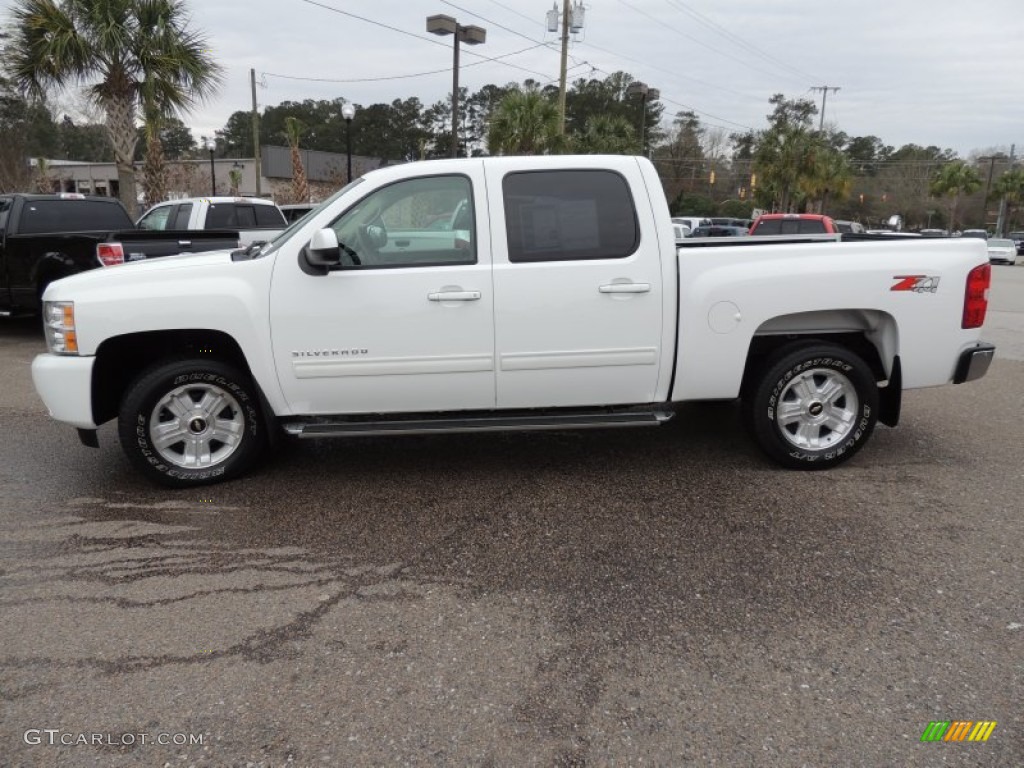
xmin=891 ymin=275 xmax=940 ymax=293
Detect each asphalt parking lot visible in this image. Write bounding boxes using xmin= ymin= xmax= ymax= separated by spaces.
xmin=1 ymin=267 xmax=1021 ymax=767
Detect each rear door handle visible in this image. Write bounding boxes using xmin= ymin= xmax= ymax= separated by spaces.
xmin=428 ymin=290 xmax=481 ymax=301
xmin=599 ymin=283 xmax=651 ymax=294
xmin=394 ymin=239 xmax=410 ymax=247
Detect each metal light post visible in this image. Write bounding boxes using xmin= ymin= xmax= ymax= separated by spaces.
xmin=203 ymin=137 xmax=216 ymax=195
xmin=626 ymin=81 xmax=659 ymax=156
xmin=427 ymin=14 xmax=486 ymax=158
xmin=341 ymin=103 xmax=356 ymax=183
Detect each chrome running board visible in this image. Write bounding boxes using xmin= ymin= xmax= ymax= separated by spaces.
xmin=283 ymin=409 xmax=673 ymax=438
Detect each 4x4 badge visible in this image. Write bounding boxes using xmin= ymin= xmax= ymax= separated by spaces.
xmin=891 ymin=275 xmax=940 ymax=293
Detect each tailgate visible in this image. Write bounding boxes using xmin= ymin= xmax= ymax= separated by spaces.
xmin=109 ymin=229 xmax=240 ymax=261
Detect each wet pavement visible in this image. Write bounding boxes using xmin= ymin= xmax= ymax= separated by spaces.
xmin=1 ymin=266 xmax=1022 ymax=766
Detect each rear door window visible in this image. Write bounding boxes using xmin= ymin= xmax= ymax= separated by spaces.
xmin=17 ymin=200 xmax=134 ymax=234
xmin=754 ymin=219 xmax=782 ymax=235
xmin=255 ymin=205 xmax=286 ymax=227
xmin=502 ymin=170 xmax=638 ymax=262
xmin=171 ymin=203 xmax=193 ymax=229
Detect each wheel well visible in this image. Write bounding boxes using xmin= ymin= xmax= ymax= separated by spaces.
xmin=740 ymin=332 xmax=888 ymax=398
xmin=91 ymin=330 xmax=253 ymax=425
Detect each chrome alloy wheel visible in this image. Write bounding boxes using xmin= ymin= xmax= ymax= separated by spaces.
xmin=149 ymin=383 xmax=245 ymax=468
xmin=775 ymin=367 xmax=859 ymax=451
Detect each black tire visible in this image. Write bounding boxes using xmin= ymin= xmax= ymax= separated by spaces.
xmin=118 ymin=359 xmax=267 ymax=487
xmin=742 ymin=343 xmax=879 ymax=470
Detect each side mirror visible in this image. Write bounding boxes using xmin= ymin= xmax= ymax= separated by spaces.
xmin=300 ymin=228 xmax=341 ymax=275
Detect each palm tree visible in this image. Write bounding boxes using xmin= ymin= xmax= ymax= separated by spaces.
xmin=574 ymin=115 xmax=636 ymax=155
xmin=755 ymin=124 xmax=816 ymax=212
xmin=487 ymin=87 xmax=563 ymax=156
xmin=929 ymin=161 xmax=982 ymax=231
xmin=990 ymin=168 xmax=1024 ymax=232
xmin=284 ymin=117 xmax=308 ymax=204
xmin=140 ymin=106 xmax=168 ymax=208
xmin=799 ymin=144 xmax=852 ymax=213
xmin=8 ymin=0 xmax=221 ymax=212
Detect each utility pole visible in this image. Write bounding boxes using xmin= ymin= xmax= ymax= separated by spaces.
xmin=995 ymin=143 xmax=1015 ymax=237
xmin=557 ymin=0 xmax=569 ymax=135
xmin=810 ymin=85 xmax=840 ymax=131
xmin=250 ymin=68 xmax=261 ymax=196
xmin=549 ymin=1 xmax=583 ymax=135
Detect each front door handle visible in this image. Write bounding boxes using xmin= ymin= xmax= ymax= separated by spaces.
xmin=428 ymin=290 xmax=481 ymax=301
xmin=599 ymin=283 xmax=651 ymax=294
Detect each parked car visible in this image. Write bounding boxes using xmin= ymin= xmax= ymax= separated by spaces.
xmin=672 ymin=223 xmax=691 ymax=243
xmin=710 ymin=217 xmax=752 ymax=229
xmin=691 ymin=225 xmax=748 ymax=237
xmin=986 ymin=238 xmax=1017 ymax=265
xmin=864 ymin=230 xmax=922 ymax=237
xmin=833 ymin=219 xmax=866 ymax=234
xmin=137 ymin=196 xmax=286 ymax=247
xmin=280 ymin=203 xmax=316 ymax=224
xmin=31 ymin=155 xmax=994 ymax=486
xmin=961 ymin=229 xmax=989 ymax=239
xmin=672 ymin=216 xmax=710 ymax=232
xmin=1007 ymin=231 xmax=1024 ymax=256
xmin=1 ymin=193 xmax=240 ymax=317
xmin=748 ymin=213 xmax=839 ymax=235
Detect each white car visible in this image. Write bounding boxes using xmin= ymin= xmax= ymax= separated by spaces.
xmin=986 ymin=238 xmax=1017 ymax=265
xmin=673 ymin=223 xmax=691 ymax=243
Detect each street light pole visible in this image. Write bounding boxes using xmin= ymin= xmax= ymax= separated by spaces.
xmin=203 ymin=137 xmax=216 ymax=195
xmin=625 ymin=81 xmax=659 ymax=156
xmin=427 ymin=14 xmax=486 ymax=158
xmin=341 ymin=103 xmax=356 ymax=183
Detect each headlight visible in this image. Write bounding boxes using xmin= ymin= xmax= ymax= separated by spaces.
xmin=43 ymin=301 xmax=78 ymax=355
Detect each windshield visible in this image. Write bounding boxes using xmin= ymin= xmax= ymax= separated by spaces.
xmin=259 ymin=178 xmax=365 ymax=256
xmin=989 ymin=239 xmax=1013 ymax=247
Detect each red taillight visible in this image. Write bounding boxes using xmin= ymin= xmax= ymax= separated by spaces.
xmin=96 ymin=242 xmax=124 ymax=267
xmin=962 ymin=263 xmax=991 ymax=329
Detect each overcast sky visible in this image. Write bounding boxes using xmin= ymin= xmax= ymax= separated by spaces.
xmin=3 ymin=0 xmax=1022 ymax=157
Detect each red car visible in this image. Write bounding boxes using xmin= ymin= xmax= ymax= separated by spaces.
xmin=749 ymin=213 xmax=839 ymax=235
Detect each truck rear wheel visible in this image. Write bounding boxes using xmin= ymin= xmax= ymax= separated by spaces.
xmin=742 ymin=343 xmax=879 ymax=470
xmin=118 ymin=359 xmax=266 ymax=487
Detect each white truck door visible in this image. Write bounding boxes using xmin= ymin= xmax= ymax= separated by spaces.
xmin=486 ymin=160 xmax=665 ymax=408
xmin=268 ymin=169 xmax=496 ymax=415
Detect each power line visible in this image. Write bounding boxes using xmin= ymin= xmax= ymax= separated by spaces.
xmin=661 ymin=0 xmax=819 ymax=83
xmin=576 ymin=39 xmax=763 ymax=102
xmin=440 ymin=0 xmax=550 ymax=49
xmin=615 ymin=0 xmax=807 ymax=88
xmin=583 ymin=62 xmax=755 ymax=133
xmin=296 ymin=0 xmax=553 ymax=81
xmin=436 ymin=0 xmax=759 ymax=132
xmin=261 ymin=43 xmax=550 ymax=85
xmin=481 ymin=0 xmax=546 ymax=28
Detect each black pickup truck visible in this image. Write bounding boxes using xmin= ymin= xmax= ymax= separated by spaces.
xmin=0 ymin=193 xmax=240 ymax=316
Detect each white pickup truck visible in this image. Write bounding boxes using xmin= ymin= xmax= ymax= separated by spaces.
xmin=136 ymin=196 xmax=287 ymax=248
xmin=32 ymin=156 xmax=995 ymax=487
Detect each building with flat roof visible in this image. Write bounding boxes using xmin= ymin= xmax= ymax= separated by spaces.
xmin=35 ymin=146 xmax=386 ymax=213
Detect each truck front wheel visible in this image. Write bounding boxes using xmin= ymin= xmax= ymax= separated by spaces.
xmin=118 ymin=359 xmax=267 ymax=487
xmin=742 ymin=343 xmax=879 ymax=470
